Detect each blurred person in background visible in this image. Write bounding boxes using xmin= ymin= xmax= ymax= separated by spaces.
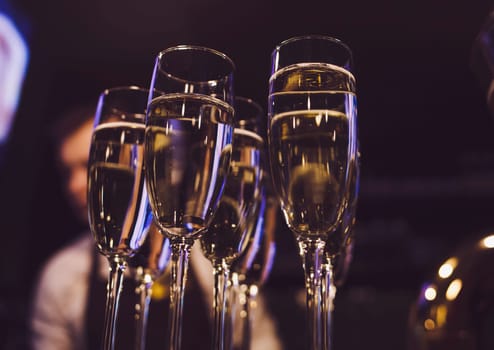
xmin=29 ymin=100 xmax=282 ymax=349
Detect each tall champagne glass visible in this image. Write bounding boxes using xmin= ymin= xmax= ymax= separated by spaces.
xmin=199 ymin=124 xmax=264 ymax=350
xmin=230 ymin=172 xmax=277 ymax=350
xmin=145 ymin=45 xmax=235 ymax=350
xmin=225 ymin=96 xmax=275 ymax=350
xmin=87 ymin=86 xmax=152 ymax=350
xmin=215 ymin=96 xmax=265 ymax=350
xmin=129 ymin=219 xmax=172 ymax=350
xmin=321 ymin=147 xmax=360 ymax=350
xmin=267 ymin=35 xmax=357 ymax=349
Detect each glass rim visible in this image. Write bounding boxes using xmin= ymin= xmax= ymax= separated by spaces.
xmin=235 ymin=96 xmax=264 ymax=113
xmin=157 ymin=44 xmax=236 ymax=75
xmin=96 ymin=85 xmax=150 ymax=124
xmin=100 ymin=85 xmax=150 ymax=96
xmin=270 ymin=34 xmax=354 ymax=75
xmin=274 ymin=35 xmax=352 ymax=54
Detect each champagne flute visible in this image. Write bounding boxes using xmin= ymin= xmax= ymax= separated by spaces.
xmin=267 ymin=35 xmax=357 ymax=349
xmin=87 ymin=86 xmax=152 ymax=350
xmin=144 ymin=45 xmax=235 ymax=350
xmin=215 ymin=96 xmax=265 ymax=350
xmin=199 ymin=123 xmax=264 ymax=350
xmin=129 ymin=219 xmax=172 ymax=350
xmin=226 ymin=96 xmax=275 ymax=350
xmin=321 ymin=147 xmax=360 ymax=350
xmin=230 ymin=173 xmax=278 ymax=350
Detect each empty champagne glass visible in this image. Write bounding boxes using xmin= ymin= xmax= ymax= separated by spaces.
xmin=267 ymin=35 xmax=358 ymax=349
xmin=87 ymin=86 xmax=152 ymax=350
xmin=129 ymin=219 xmax=172 ymax=350
xmin=144 ymin=45 xmax=235 ymax=350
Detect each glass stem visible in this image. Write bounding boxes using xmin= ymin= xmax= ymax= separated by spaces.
xmin=212 ymin=259 xmax=230 ymax=350
xmin=321 ymin=256 xmax=336 ymax=350
xmin=103 ymin=257 xmax=126 ymax=350
xmin=240 ymin=283 xmax=258 ymax=350
xmin=225 ymin=272 xmax=239 ymax=350
xmin=135 ymin=270 xmax=153 ymax=350
xmin=298 ymin=238 xmax=325 ymax=350
xmin=168 ymin=239 xmax=192 ymax=350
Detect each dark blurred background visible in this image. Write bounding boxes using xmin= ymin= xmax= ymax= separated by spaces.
xmin=2 ymin=0 xmax=494 ymax=349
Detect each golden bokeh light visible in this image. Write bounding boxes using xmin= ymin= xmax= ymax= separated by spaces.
xmin=438 ymin=257 xmax=458 ymax=279
xmin=445 ymin=279 xmax=462 ymax=301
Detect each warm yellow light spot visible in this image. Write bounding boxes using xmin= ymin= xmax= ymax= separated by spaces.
xmin=424 ymin=286 xmax=437 ymax=301
xmin=436 ymin=304 xmax=448 ymax=327
xmin=151 ymin=275 xmax=169 ymax=301
xmin=446 ymin=279 xmax=462 ymax=301
xmin=481 ymin=235 xmax=494 ymax=248
xmin=424 ymin=318 xmax=435 ymax=330
xmin=438 ymin=257 xmax=458 ymax=279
